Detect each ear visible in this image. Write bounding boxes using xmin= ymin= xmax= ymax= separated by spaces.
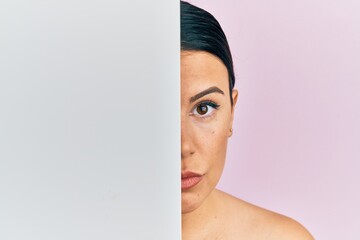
xmin=230 ymin=89 xmax=238 ymax=127
xmin=231 ymin=89 xmax=238 ymax=110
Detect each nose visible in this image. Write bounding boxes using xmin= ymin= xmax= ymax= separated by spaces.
xmin=181 ymin=117 xmax=196 ymax=159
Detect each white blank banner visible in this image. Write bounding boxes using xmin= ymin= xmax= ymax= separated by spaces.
xmin=0 ymin=1 xmax=180 ymax=239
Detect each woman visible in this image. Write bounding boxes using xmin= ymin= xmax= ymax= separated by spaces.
xmin=180 ymin=1 xmax=314 ymax=239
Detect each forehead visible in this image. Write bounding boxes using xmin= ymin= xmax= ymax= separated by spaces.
xmin=181 ymin=51 xmax=229 ymax=95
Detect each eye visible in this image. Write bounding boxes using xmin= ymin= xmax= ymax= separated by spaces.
xmin=191 ymin=101 xmax=220 ymax=118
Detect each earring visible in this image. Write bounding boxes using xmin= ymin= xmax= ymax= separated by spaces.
xmin=229 ymin=127 xmax=233 ymax=137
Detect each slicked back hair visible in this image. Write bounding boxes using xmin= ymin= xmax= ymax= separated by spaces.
xmin=181 ymin=1 xmax=235 ymax=106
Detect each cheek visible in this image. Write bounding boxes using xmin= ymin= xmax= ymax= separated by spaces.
xmin=201 ymin=115 xmax=229 ymax=144
xmin=196 ymin=116 xmax=229 ymax=169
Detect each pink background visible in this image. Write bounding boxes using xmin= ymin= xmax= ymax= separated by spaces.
xmin=189 ymin=0 xmax=360 ymax=239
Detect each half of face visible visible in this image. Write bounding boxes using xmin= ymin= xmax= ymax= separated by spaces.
xmin=181 ymin=50 xmax=238 ymax=213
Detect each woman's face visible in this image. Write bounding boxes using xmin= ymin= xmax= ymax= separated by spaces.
xmin=181 ymin=50 xmax=238 ymax=213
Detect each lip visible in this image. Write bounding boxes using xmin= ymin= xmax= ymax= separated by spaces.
xmin=181 ymin=171 xmax=203 ymax=190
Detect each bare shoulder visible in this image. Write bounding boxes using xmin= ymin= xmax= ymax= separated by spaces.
xmin=260 ymin=211 xmax=315 ymax=240
xmin=215 ymin=190 xmax=314 ymax=240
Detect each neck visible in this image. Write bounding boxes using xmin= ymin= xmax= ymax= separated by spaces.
xmin=182 ymin=189 xmax=222 ymax=239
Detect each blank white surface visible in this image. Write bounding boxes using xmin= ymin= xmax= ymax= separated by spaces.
xmin=0 ymin=1 xmax=180 ymax=239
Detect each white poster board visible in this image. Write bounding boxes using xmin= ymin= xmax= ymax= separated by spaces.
xmin=0 ymin=1 xmax=180 ymax=239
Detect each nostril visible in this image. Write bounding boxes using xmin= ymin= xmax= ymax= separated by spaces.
xmin=181 ymin=150 xmax=195 ymax=160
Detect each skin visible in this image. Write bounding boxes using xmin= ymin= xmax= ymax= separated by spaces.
xmin=181 ymin=50 xmax=314 ymax=240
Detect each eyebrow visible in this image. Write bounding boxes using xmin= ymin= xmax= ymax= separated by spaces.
xmin=189 ymin=86 xmax=225 ymax=103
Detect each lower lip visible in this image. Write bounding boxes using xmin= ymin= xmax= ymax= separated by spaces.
xmin=181 ymin=176 xmax=202 ymax=190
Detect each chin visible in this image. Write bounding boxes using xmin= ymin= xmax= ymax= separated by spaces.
xmin=181 ymin=202 xmax=199 ymax=214
xmin=181 ymin=191 xmax=204 ymax=214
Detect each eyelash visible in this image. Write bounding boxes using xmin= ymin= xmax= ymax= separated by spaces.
xmin=190 ymin=100 xmax=220 ymax=119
